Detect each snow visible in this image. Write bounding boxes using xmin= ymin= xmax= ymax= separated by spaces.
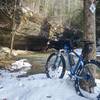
xmin=97 ymin=52 xmax=100 ymax=57
xmin=0 ymin=69 xmax=100 ymax=100
xmin=0 ymin=48 xmax=99 ymax=100
xmin=0 ymin=70 xmax=86 ymax=100
xmin=72 ymin=48 xmax=100 ymax=57
xmin=10 ymin=59 xmax=32 ymax=74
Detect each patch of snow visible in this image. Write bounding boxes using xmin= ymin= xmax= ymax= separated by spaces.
xmin=74 ymin=48 xmax=82 ymax=55
xmin=0 ymin=70 xmax=99 ymax=100
xmin=71 ymin=48 xmax=100 ymax=57
xmin=10 ymin=59 xmax=32 ymax=75
xmin=97 ymin=46 xmax=100 ymax=52
xmin=96 ymin=52 xmax=100 ymax=57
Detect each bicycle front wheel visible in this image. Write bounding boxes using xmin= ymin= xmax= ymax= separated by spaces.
xmin=45 ymin=52 xmax=66 ymax=79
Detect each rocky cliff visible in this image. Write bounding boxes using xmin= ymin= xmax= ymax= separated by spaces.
xmin=0 ymin=0 xmax=85 ymax=50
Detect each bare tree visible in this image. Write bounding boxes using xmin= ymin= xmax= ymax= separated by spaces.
xmin=10 ymin=0 xmax=17 ymax=56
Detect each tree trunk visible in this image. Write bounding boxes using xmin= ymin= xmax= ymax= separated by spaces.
xmin=84 ymin=0 xmax=96 ymax=60
xmin=82 ymin=0 xmax=96 ymax=92
xmin=10 ymin=0 xmax=17 ymax=56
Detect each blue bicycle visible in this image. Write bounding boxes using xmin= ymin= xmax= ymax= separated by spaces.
xmin=45 ymin=39 xmax=100 ymax=99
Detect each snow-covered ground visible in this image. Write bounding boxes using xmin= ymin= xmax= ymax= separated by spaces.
xmin=0 ymin=69 xmax=100 ymax=100
xmin=0 ymin=48 xmax=99 ymax=100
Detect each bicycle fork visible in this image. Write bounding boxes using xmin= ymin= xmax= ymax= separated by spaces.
xmin=52 ymin=50 xmax=63 ymax=70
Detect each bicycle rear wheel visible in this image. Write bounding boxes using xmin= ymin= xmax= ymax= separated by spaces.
xmin=45 ymin=52 xmax=66 ymax=79
xmin=75 ymin=61 xmax=100 ymax=99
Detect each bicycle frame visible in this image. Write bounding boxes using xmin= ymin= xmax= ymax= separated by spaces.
xmin=47 ymin=39 xmax=97 ymax=80
xmin=64 ymin=44 xmax=85 ymax=79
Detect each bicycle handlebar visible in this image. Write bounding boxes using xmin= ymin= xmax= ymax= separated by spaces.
xmin=47 ymin=38 xmax=94 ymax=50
